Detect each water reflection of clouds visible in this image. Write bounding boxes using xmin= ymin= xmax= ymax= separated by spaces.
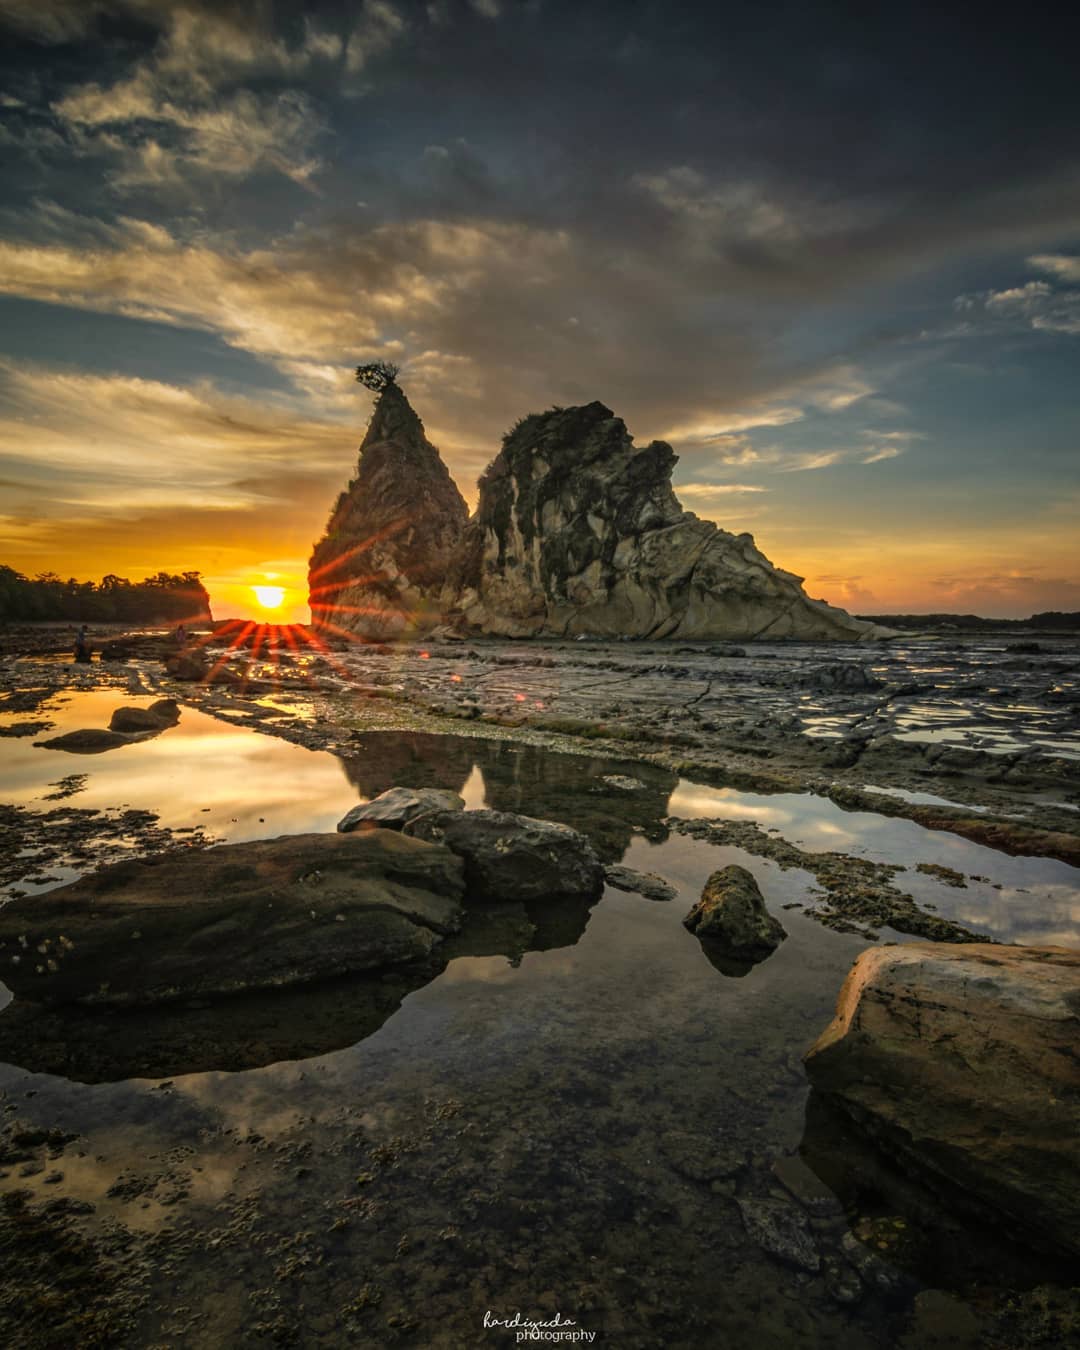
xmin=667 ymin=785 xmax=790 ymax=825
xmin=666 ymin=778 xmax=1079 ymax=946
xmin=4 ymin=689 xmax=356 ymax=838
xmin=459 ymin=764 xmax=487 ymax=810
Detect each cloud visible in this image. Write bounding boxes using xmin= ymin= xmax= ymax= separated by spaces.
xmin=0 ymin=203 xmax=816 ymax=453
xmin=779 ymin=450 xmax=846 ymax=472
xmin=954 ymin=273 xmax=1080 ymax=336
xmin=810 ymin=574 xmax=879 ymax=609
xmin=927 ymin=572 xmax=1080 ymax=616
xmin=0 ymin=358 xmax=352 ymax=508
xmin=632 ymin=167 xmax=882 ymax=261
xmin=675 ymin=482 xmax=769 ymax=496
xmin=1029 ymin=253 xmax=1080 ymax=283
xmin=13 ymin=1 xmax=406 ymax=194
xmin=57 ymin=81 xmax=326 ymax=190
xmin=660 ymin=408 xmax=803 ymax=442
xmin=0 ymin=0 xmax=112 ymax=41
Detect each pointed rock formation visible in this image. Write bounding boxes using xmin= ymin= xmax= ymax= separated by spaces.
xmin=311 ymin=389 xmax=888 ymax=642
xmin=444 ymin=401 xmax=886 ymax=641
xmin=308 ymin=383 xmax=469 ymax=638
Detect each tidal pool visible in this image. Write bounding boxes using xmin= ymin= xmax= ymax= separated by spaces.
xmin=1 ymin=691 xmax=1077 ymax=1347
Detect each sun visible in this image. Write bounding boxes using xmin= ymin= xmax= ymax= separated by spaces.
xmin=252 ymin=584 xmax=286 ymax=611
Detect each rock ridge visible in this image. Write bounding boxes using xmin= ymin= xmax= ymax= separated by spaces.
xmin=309 ymin=385 xmax=888 ymax=642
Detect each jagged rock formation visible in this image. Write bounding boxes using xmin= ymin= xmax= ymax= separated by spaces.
xmin=311 ymin=387 xmax=887 ymax=642
xmin=446 ymin=401 xmax=885 ymax=640
xmin=309 ymin=382 xmax=469 ymax=638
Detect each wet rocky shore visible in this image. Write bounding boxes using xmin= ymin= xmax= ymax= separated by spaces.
xmin=0 ymin=621 xmax=1077 ymax=1348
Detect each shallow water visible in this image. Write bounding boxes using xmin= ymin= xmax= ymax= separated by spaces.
xmin=1 ymin=691 xmax=1078 ymax=1346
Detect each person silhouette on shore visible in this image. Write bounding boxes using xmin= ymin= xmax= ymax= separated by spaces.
xmin=73 ymin=625 xmax=91 ymax=663
xmin=174 ymin=623 xmax=188 ymax=646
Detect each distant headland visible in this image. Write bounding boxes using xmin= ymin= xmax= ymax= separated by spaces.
xmin=856 ymin=611 xmax=1080 ymax=632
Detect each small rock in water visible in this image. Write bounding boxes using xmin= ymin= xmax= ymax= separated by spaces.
xmin=599 ymin=774 xmax=648 ymax=793
xmin=915 ymin=862 xmax=967 ymax=888
xmin=737 ymin=1198 xmax=821 ymax=1272
xmin=108 ymin=700 xmax=180 ymax=734
xmin=683 ymin=865 xmax=787 ymax=959
xmin=603 ymin=865 xmax=677 ymax=902
xmin=338 ymin=787 xmax=465 ymax=833
xmin=900 ymin=1289 xmax=983 ymax=1348
xmin=839 ymin=1230 xmax=906 ymax=1294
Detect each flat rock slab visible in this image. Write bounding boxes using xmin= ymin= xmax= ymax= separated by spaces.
xmin=338 ymin=786 xmax=465 ymax=833
xmin=604 ymin=865 xmax=677 ymax=902
xmin=404 ymin=808 xmax=604 ymax=903
xmin=0 ymin=831 xmax=465 ymax=1007
xmin=804 ymin=943 xmax=1080 ymax=1259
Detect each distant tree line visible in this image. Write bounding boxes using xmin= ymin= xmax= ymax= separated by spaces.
xmin=0 ymin=566 xmax=213 ymax=623
xmin=857 ymin=611 xmax=1080 ymax=631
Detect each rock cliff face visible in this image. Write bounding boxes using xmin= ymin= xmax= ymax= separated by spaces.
xmin=309 ymin=383 xmax=469 ymax=638
xmin=445 ymin=401 xmax=884 ymax=640
xmin=311 ymin=387 xmax=886 ymax=642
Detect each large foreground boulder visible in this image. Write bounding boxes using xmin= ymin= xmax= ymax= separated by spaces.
xmin=0 ymin=831 xmax=465 ymax=1007
xmin=404 ymin=809 xmax=604 ymax=903
xmin=804 ymin=943 xmax=1080 ymax=1259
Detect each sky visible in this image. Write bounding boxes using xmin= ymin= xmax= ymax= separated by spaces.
xmin=0 ymin=0 xmax=1077 ymax=623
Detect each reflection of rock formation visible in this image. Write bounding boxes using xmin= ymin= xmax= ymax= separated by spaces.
xmin=0 ymin=968 xmax=429 ymax=1083
xmin=0 ymin=812 xmax=604 ymax=1082
xmin=39 ymin=700 xmax=182 ymax=754
xmin=340 ymin=731 xmax=677 ymax=860
xmin=799 ymin=1091 xmax=1072 ymax=1290
xmin=0 ymin=889 xmax=602 ymax=1083
xmin=341 ymin=732 xmax=477 ymax=797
